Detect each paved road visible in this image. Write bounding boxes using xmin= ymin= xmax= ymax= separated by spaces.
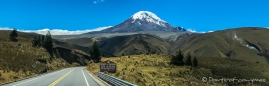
xmin=2 ymin=67 xmax=100 ymax=86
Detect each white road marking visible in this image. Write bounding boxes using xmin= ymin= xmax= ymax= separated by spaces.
xmin=12 ymin=69 xmax=66 ymax=86
xmin=81 ymin=69 xmax=90 ymax=86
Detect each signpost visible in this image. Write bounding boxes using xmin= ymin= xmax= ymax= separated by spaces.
xmin=100 ymin=60 xmax=117 ymax=73
xmin=32 ymin=63 xmax=36 ymax=68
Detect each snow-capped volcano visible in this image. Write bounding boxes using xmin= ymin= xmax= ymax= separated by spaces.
xmin=87 ymin=11 xmax=186 ymax=33
xmin=131 ymin=11 xmax=166 ymax=26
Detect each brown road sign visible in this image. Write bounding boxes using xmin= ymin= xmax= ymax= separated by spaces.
xmin=100 ymin=60 xmax=117 ymax=73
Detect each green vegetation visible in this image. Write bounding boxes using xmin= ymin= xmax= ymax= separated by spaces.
xmin=9 ymin=28 xmax=18 ymax=42
xmin=89 ymin=41 xmax=101 ymax=62
xmin=43 ymin=31 xmax=53 ymax=53
xmin=192 ymin=57 xmax=198 ymax=67
xmin=185 ymin=53 xmax=192 ymax=66
xmin=170 ymin=50 xmax=184 ymax=66
xmin=32 ymin=31 xmax=53 ymax=53
xmin=171 ymin=51 xmax=197 ymax=67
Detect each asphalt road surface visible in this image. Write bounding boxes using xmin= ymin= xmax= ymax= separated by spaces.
xmin=2 ymin=67 xmax=100 ymax=86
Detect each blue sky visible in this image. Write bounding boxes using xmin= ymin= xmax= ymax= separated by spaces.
xmin=0 ymin=0 xmax=269 ymax=34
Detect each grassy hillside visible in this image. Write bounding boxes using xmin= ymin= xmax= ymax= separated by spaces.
xmin=53 ymin=39 xmax=91 ymax=53
xmin=172 ymin=27 xmax=269 ymax=64
xmin=61 ymin=34 xmax=171 ymax=56
xmin=62 ymin=27 xmax=269 ymax=64
xmin=87 ymin=54 xmax=269 ymax=86
xmin=0 ymin=30 xmax=90 ymax=84
xmin=98 ymin=34 xmax=170 ymax=56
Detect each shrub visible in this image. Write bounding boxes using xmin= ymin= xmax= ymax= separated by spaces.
xmin=192 ymin=57 xmax=198 ymax=67
xmin=9 ymin=28 xmax=18 ymax=41
xmin=42 ymin=31 xmax=53 ymax=53
xmin=89 ymin=41 xmax=101 ymax=62
xmin=185 ymin=53 xmax=192 ymax=66
xmin=170 ymin=49 xmax=184 ymax=66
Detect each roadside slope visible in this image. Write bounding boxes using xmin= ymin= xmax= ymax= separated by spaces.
xmin=87 ymin=54 xmax=269 ymax=86
xmin=0 ymin=30 xmax=91 ymax=84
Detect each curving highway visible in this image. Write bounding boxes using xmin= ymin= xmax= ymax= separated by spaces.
xmin=2 ymin=67 xmax=104 ymax=86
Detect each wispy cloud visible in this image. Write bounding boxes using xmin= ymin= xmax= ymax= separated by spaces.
xmin=93 ymin=0 xmax=105 ymax=4
xmin=208 ymin=30 xmax=214 ymax=33
xmin=0 ymin=27 xmax=12 ymax=30
xmin=0 ymin=26 xmax=112 ymax=35
xmin=186 ymin=28 xmax=214 ymax=33
xmin=186 ymin=28 xmax=197 ymax=33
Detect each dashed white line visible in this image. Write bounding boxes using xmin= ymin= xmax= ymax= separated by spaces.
xmin=81 ymin=69 xmax=90 ymax=86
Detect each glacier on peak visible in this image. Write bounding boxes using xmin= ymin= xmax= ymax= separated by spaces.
xmin=131 ymin=11 xmax=167 ymax=26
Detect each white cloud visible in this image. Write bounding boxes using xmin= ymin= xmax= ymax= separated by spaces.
xmin=186 ymin=28 xmax=196 ymax=33
xmin=208 ymin=30 xmax=214 ymax=33
xmin=0 ymin=26 xmax=113 ymax=35
xmin=0 ymin=27 xmax=12 ymax=30
xmin=93 ymin=0 xmax=105 ymax=4
xmin=186 ymin=28 xmax=215 ymax=33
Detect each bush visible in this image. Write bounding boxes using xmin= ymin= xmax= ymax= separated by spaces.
xmin=170 ymin=49 xmax=184 ymax=66
xmin=32 ymin=31 xmax=53 ymax=53
xmin=43 ymin=31 xmax=53 ymax=53
xmin=89 ymin=41 xmax=101 ymax=62
xmin=185 ymin=53 xmax=192 ymax=66
xmin=9 ymin=28 xmax=18 ymax=41
xmin=192 ymin=57 xmax=198 ymax=67
xmin=151 ymin=50 xmax=156 ymax=54
xmin=32 ymin=36 xmax=39 ymax=47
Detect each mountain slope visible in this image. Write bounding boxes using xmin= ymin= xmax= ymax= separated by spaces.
xmin=85 ymin=11 xmax=186 ymax=33
xmin=172 ymin=27 xmax=269 ymax=63
xmin=0 ymin=30 xmax=91 ymax=83
xmin=56 ymin=27 xmax=269 ymax=64
xmin=98 ymin=34 xmax=171 ymax=56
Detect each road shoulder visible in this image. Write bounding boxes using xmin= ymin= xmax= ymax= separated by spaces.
xmin=83 ymin=69 xmax=111 ymax=86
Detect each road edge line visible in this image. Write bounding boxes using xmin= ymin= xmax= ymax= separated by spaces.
xmin=81 ymin=69 xmax=90 ymax=86
xmin=83 ymin=69 xmax=111 ymax=86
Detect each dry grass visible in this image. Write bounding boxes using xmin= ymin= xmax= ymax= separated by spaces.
xmin=175 ymin=28 xmax=269 ymax=64
xmin=0 ymin=31 xmax=81 ymax=84
xmin=87 ymin=54 xmax=269 ymax=86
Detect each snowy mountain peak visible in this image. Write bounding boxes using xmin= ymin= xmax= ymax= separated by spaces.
xmin=131 ymin=11 xmax=166 ymax=24
xmin=85 ymin=11 xmax=186 ymax=33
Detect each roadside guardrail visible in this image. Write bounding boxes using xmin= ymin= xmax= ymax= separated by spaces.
xmin=98 ymin=72 xmax=138 ymax=86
